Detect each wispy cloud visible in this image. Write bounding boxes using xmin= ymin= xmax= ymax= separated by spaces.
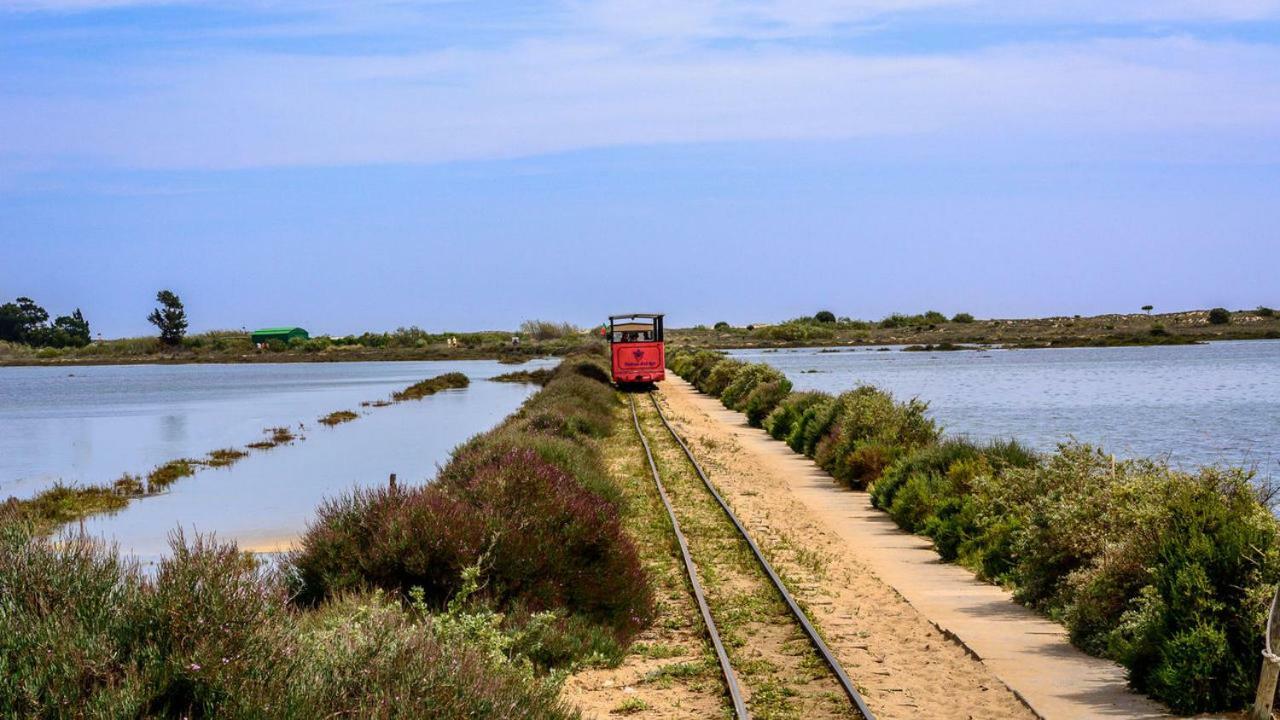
xmin=2 ymin=1 xmax=1278 ymax=172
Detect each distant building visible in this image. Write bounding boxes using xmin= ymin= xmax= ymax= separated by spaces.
xmin=250 ymin=327 xmax=309 ymax=345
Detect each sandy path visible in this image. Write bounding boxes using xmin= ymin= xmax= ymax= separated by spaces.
xmin=652 ymin=380 xmax=1038 ymax=720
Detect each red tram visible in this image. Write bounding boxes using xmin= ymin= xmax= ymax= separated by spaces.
xmin=607 ymin=313 xmax=665 ymax=385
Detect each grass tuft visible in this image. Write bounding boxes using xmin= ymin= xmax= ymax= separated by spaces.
xmin=146 ymin=459 xmax=198 ymax=492
xmin=205 ymin=448 xmax=249 ymax=467
xmin=317 ymin=410 xmax=358 ymax=427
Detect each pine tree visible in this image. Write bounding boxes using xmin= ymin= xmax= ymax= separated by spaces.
xmin=148 ymin=290 xmax=188 ymax=346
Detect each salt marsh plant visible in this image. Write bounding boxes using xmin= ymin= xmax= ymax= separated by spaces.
xmin=0 ymin=524 xmax=577 ymax=719
xmin=146 ymin=458 xmax=198 ymax=491
xmin=492 ymin=368 xmax=555 ymax=385
xmin=392 ymin=371 xmax=470 ymax=401
xmin=205 ymin=448 xmax=249 ymax=467
xmin=317 ymin=410 xmax=358 ymax=426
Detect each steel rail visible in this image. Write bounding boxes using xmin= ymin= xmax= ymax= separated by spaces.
xmin=646 ymin=391 xmax=877 ymax=720
xmin=629 ymin=394 xmax=750 ymax=720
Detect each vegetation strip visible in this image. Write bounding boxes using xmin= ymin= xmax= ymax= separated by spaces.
xmin=628 ymin=394 xmax=749 ymax=720
xmin=645 ymin=392 xmax=876 ymax=720
xmin=391 ymin=371 xmax=470 ymax=401
xmin=671 ymin=307 xmax=1280 ymax=351
xmin=492 ymin=367 xmax=556 ymax=385
xmin=668 ymin=347 xmax=1280 ymax=715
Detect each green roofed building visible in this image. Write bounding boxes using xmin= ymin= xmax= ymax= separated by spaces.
xmin=251 ymin=327 xmax=309 ymax=344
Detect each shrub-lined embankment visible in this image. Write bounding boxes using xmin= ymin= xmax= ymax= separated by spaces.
xmin=667 ymin=347 xmax=1280 ymax=715
xmin=0 ymin=351 xmax=649 ymax=716
xmin=291 ymin=355 xmax=651 ymax=664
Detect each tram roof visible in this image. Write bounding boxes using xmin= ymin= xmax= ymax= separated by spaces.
xmin=609 ymin=313 xmax=664 ymax=320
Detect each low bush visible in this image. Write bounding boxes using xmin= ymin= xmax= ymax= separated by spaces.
xmin=0 ymin=524 xmax=577 ymax=719
xmin=702 ymin=359 xmax=746 ymax=396
xmin=1207 ymin=307 xmax=1231 ymax=325
xmin=820 ymin=386 xmax=938 ymax=488
xmin=290 ymin=449 xmax=650 ymax=640
xmin=719 ymin=363 xmax=789 ymax=415
xmin=952 ymin=312 xmax=975 ymax=323
xmin=762 ymin=391 xmax=827 ymax=441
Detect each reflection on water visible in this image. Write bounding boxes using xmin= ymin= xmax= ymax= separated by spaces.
xmin=1 ymin=358 xmax=553 ymax=559
xmin=730 ymin=340 xmax=1280 ymax=479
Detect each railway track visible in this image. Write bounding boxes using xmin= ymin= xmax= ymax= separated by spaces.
xmin=628 ymin=392 xmax=876 ymax=720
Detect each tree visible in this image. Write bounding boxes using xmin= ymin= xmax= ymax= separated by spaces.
xmin=713 ymin=321 xmax=731 ymax=330
xmin=1142 ymin=305 xmax=1154 ymax=314
xmin=813 ymin=310 xmax=836 ymax=323
xmin=1207 ymin=307 xmax=1231 ymax=325
xmin=951 ymin=312 xmax=975 ymax=323
xmin=52 ymin=309 xmax=91 ymax=347
xmin=148 ymin=290 xmax=188 ymax=345
xmin=0 ymin=297 xmax=50 ymax=344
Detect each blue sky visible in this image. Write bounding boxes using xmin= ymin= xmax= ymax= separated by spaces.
xmin=2 ymin=1 xmax=1278 ymax=336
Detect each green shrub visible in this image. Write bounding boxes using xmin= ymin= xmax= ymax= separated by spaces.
xmin=1257 ymin=306 xmax=1275 ymax=317
xmin=1207 ymin=307 xmax=1231 ymax=325
xmin=871 ymin=439 xmax=984 ymax=511
xmin=290 ymin=448 xmax=651 ymax=641
xmin=763 ymin=392 xmax=827 ymax=441
xmin=952 ymin=312 xmax=975 ymax=323
xmin=743 ymin=379 xmax=793 ymax=427
xmin=821 ymin=387 xmax=939 ymax=488
xmin=702 ymin=359 xmax=746 ymax=396
xmin=713 ymin=321 xmax=731 ymax=330
xmin=789 ymin=394 xmax=842 ymax=456
xmin=720 ymin=363 xmax=787 ymax=412
xmin=813 ymin=311 xmax=836 ymax=323
xmin=752 ymin=322 xmax=836 ymax=343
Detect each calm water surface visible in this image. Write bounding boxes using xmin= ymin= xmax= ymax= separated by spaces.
xmin=730 ymin=340 xmax=1280 ymax=478
xmin=0 ymin=359 xmax=553 ymax=558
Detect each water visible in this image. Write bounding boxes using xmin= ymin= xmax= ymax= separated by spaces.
xmin=729 ymin=340 xmax=1280 ymax=478
xmin=0 ymin=359 xmax=554 ymax=557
